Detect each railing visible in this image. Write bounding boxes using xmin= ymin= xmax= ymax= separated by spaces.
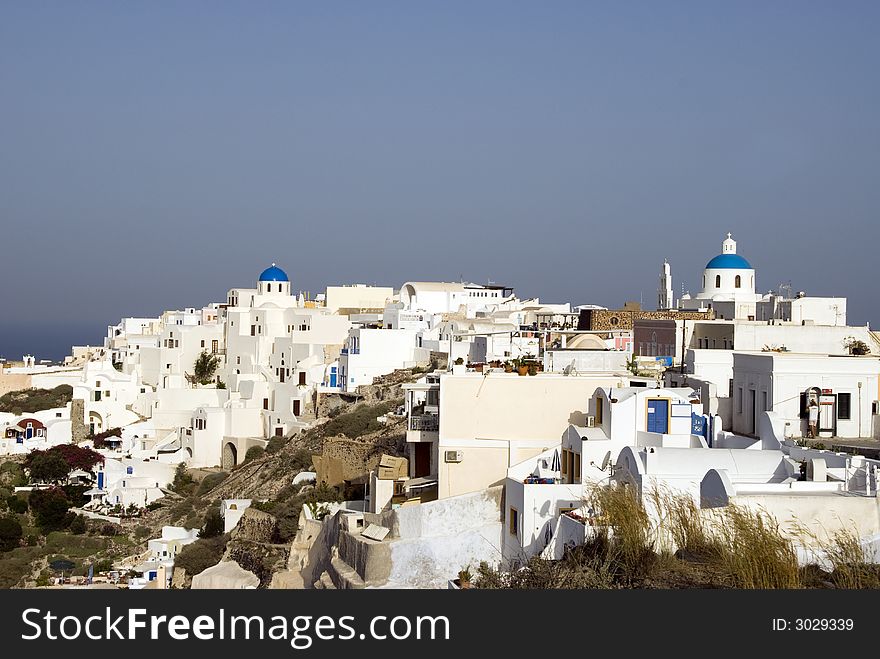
xmin=409 ymin=415 xmax=439 ymax=431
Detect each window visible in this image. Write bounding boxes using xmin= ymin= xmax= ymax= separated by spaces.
xmin=596 ymin=397 xmax=603 ymax=425
xmin=263 ymin=398 xmax=269 ymax=410
xmin=838 ymin=393 xmax=851 ymax=420
xmin=299 ymin=371 xmax=307 ymax=386
xmin=715 ymin=274 xmax=721 ymax=288
xmin=735 ymin=275 xmax=741 ymax=288
xmin=200 ymin=340 xmax=205 ymax=348
xmin=737 ymin=388 xmax=743 ymax=414
xmin=509 ymin=508 xmax=519 ymax=536
xmin=574 ymin=454 xmax=581 ymax=480
xmin=251 ymin=325 xmax=256 ymax=336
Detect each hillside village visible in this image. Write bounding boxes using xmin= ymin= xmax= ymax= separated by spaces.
xmin=1 ymin=234 xmax=880 ymax=589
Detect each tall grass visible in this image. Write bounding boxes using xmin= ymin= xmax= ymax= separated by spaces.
xmin=475 ymin=484 xmax=876 ymax=589
xmin=713 ymin=505 xmax=801 ymax=589
xmin=823 ymin=529 xmax=880 ymax=589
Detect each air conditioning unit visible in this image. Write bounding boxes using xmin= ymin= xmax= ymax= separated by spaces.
xmin=586 ymin=415 xmax=596 ymax=428
xmin=444 ymin=450 xmax=463 ymax=463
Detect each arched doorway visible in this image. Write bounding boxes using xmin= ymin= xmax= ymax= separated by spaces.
xmin=88 ymin=411 xmax=104 ymax=437
xmin=222 ymin=442 xmax=238 ymax=470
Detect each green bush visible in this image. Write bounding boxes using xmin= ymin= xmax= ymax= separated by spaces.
xmin=68 ymin=515 xmax=87 ymax=535
xmin=0 ymin=462 xmax=27 ymax=488
xmin=289 ymin=448 xmax=314 ymax=471
xmin=196 ymin=471 xmax=228 ymax=496
xmin=94 ymin=558 xmax=114 ymax=573
xmin=6 ymin=495 xmax=27 ymax=515
xmin=133 ymin=525 xmax=151 ymax=540
xmin=319 ymin=400 xmax=399 ymax=439
xmin=171 ymin=463 xmax=196 ymax=496
xmin=28 ymin=487 xmax=72 ymax=533
xmin=175 ymin=535 xmax=228 ymax=576
xmin=244 ymin=446 xmax=265 ymax=463
xmin=0 ymin=516 xmax=23 ymax=552
xmin=199 ymin=508 xmax=224 ymax=538
xmin=266 ymin=436 xmax=288 ymax=454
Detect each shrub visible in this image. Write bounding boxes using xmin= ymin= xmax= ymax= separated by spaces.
xmin=319 ymin=400 xmax=400 ymax=439
xmin=100 ymin=523 xmax=122 ymax=537
xmin=175 ymin=535 xmax=228 ymax=576
xmin=196 ymin=471 xmax=228 ymax=496
xmin=68 ymin=515 xmax=87 ymax=535
xmin=266 ymin=436 xmax=288 ymax=454
xmin=171 ymin=463 xmax=196 ymax=496
xmin=6 ymin=495 xmax=28 ymax=514
xmin=199 ymin=508 xmax=224 ymax=538
xmin=244 ymin=446 xmax=265 ymax=463
xmin=289 ymin=448 xmax=314 ymax=471
xmin=0 ymin=515 xmax=23 ymax=552
xmin=94 ymin=558 xmax=114 ymax=573
xmin=0 ymin=462 xmax=27 ymax=488
xmin=28 ymin=487 xmax=73 ymax=533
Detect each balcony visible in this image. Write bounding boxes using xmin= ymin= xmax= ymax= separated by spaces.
xmin=409 ymin=415 xmax=439 ymax=432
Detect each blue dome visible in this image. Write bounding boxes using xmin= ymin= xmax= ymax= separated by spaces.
xmin=258 ymin=264 xmax=289 ymax=282
xmin=705 ymin=254 xmax=752 ymax=270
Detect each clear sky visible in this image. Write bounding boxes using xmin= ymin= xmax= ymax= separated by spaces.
xmin=1 ymin=2 xmax=879 ymax=360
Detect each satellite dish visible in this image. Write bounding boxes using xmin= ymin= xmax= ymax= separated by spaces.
xmin=600 ymin=451 xmax=611 ymax=471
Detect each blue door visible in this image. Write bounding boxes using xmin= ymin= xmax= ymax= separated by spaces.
xmin=26 ymin=426 xmax=33 ymax=439
xmin=329 ymin=367 xmax=337 ymax=388
xmin=647 ymin=399 xmax=669 ymax=434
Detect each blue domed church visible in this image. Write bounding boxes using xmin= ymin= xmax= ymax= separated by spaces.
xmin=678 ymin=234 xmax=762 ymax=319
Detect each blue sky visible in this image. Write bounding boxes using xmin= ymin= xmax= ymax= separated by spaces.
xmin=1 ymin=2 xmax=878 ymax=359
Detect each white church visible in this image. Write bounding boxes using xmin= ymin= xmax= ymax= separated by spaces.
xmin=662 ymin=233 xmax=847 ymax=327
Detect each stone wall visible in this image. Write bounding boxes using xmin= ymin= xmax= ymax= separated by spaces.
xmin=70 ymin=398 xmax=88 ymax=443
xmin=579 ymin=308 xmax=712 ymax=331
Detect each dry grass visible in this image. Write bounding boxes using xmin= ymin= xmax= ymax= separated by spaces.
xmin=796 ymin=526 xmax=880 ymax=589
xmin=714 ymin=505 xmax=801 ymax=589
xmin=477 ymin=484 xmax=878 ymax=590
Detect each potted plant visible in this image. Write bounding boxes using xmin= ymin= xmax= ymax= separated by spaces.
xmin=527 ymin=363 xmax=538 ymax=376
xmin=457 ymin=566 xmax=472 ymax=589
xmin=503 ymin=361 xmax=514 ymax=373
xmin=454 ymin=357 xmax=464 ymax=366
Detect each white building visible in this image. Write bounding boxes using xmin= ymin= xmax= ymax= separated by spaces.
xmin=338 ymin=328 xmax=426 ymax=392
xmin=399 ymin=281 xmax=515 ymax=315
xmin=221 ymin=499 xmax=253 ymax=533
xmin=74 ymin=360 xmax=148 ymax=435
xmin=730 ymin=352 xmax=880 ymax=439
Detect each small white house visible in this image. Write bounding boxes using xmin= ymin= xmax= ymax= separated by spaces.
xmin=730 ymin=352 xmax=880 ymax=439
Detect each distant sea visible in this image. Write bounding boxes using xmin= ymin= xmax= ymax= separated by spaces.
xmin=0 ymin=324 xmax=103 ymax=364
